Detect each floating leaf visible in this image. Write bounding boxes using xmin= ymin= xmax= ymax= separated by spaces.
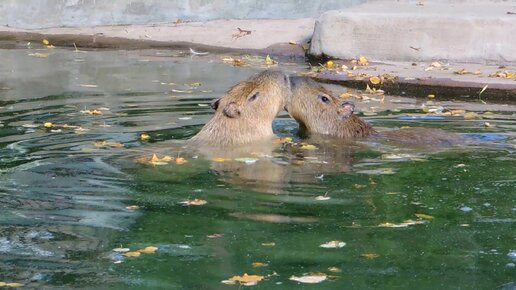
xmin=175 ymin=157 xmax=188 ymax=164
xmin=464 ymin=112 xmax=479 ymax=120
xmin=79 ymin=84 xmax=98 ymax=88
xmin=315 ymin=196 xmax=331 ymax=201
xmin=378 ymin=219 xmax=426 ymax=228
xmin=138 ymin=246 xmax=158 ymax=254
xmin=43 ymin=122 xmax=53 ymax=128
xmin=42 ymin=39 xmax=50 ymax=45
xmin=207 ymin=233 xmax=224 ymax=238
xmin=113 ymin=247 xmax=130 ymax=253
xmin=211 ymin=157 xmax=229 ymax=162
xmin=300 ymin=144 xmax=318 ymax=150
xmin=326 ymin=60 xmax=334 ymax=69
xmin=361 ymin=253 xmax=380 ymax=259
xmin=140 ymin=133 xmax=151 ymax=141
xmin=261 ymin=242 xmax=275 ymax=247
xmin=123 ymin=251 xmax=141 ymax=257
xmin=225 ymin=273 xmax=265 ymax=286
xmin=80 ymin=109 xmax=103 ymax=115
xmin=427 ymin=94 xmax=435 ymax=99
xmin=235 ymin=157 xmax=258 ymax=164
xmin=320 ymin=240 xmax=346 ymax=248
xmin=179 ymin=199 xmax=207 ymax=206
xmin=289 ymin=273 xmax=327 ymax=284
xmin=415 ymin=213 xmax=434 ymax=220
xmin=327 ymin=267 xmax=342 ymax=273
xmin=252 ymin=262 xmax=268 ymax=268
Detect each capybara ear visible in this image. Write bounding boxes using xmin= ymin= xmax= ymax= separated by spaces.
xmin=339 ymin=101 xmax=355 ymax=118
xmin=210 ymin=98 xmax=220 ymax=110
xmin=223 ymin=102 xmax=241 ymax=118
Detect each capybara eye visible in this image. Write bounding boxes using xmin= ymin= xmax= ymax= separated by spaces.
xmin=248 ymin=92 xmax=259 ymax=102
xmin=319 ymin=95 xmax=330 ymax=104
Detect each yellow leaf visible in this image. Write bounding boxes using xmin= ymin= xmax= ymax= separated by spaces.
xmin=369 ymin=76 xmax=381 ymax=85
xmin=252 ymin=262 xmax=268 ymax=268
xmin=464 ymin=112 xmax=479 ymax=120
xmin=358 ymin=56 xmax=369 ymax=66
xmin=361 ymin=253 xmax=380 ymax=259
xmin=211 ymin=157 xmax=228 ymax=162
xmin=5 ymin=283 xmax=24 ymax=288
xmin=175 ymin=157 xmax=188 ymax=164
xmin=123 ymin=251 xmax=141 ymax=257
xmin=43 ymin=122 xmax=53 ymax=128
xmin=138 ymin=246 xmax=158 ymax=254
xmin=326 ymin=60 xmax=334 ymax=69
xmin=415 ymin=213 xmax=434 ymax=220
xmin=427 ymin=94 xmax=435 ymax=99
xmin=300 ymin=144 xmax=318 ymax=150
xmin=140 ymin=133 xmax=150 ymax=141
xmin=228 ymin=273 xmax=265 ymax=284
xmin=42 ymin=39 xmax=50 ymax=45
xmin=179 ymin=199 xmax=207 ymax=206
xmin=80 ymin=109 xmax=103 ymax=115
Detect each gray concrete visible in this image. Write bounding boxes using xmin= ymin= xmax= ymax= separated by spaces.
xmin=310 ymin=1 xmax=516 ymax=64
xmin=0 ymin=0 xmax=365 ymax=29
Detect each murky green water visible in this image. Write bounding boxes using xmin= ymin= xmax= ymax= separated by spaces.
xmin=0 ymin=47 xmax=515 ymax=290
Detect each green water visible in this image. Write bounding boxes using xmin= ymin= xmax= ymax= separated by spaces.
xmin=0 ymin=47 xmax=515 ymax=289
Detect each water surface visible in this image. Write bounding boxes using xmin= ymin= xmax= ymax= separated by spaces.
xmin=0 ymin=47 xmax=515 ymax=289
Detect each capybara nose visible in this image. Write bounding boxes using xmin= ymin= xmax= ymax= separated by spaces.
xmin=342 ymin=101 xmax=355 ymax=112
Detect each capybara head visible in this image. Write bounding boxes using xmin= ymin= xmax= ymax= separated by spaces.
xmin=286 ymin=77 xmax=375 ymax=139
xmin=190 ymin=70 xmax=291 ymax=147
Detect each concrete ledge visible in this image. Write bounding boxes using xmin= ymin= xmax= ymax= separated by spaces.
xmin=0 ymin=19 xmax=314 ymax=57
xmin=310 ymin=2 xmax=516 ymax=64
xmin=308 ymin=59 xmax=516 ymax=101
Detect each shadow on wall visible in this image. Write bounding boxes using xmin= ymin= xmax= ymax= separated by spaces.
xmin=0 ymin=0 xmax=366 ymax=29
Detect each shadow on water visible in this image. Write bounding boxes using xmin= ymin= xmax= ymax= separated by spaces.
xmin=0 ymin=46 xmax=515 ymax=289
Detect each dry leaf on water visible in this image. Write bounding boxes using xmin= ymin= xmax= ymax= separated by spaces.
xmin=289 ymin=273 xmax=327 ymax=284
xmin=222 ymin=273 xmax=265 ymax=286
xmin=179 ymin=199 xmax=207 ymax=206
xmin=320 ymin=240 xmax=346 ymax=248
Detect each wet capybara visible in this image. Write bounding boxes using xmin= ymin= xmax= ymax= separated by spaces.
xmin=189 ymin=70 xmax=290 ymax=147
xmin=286 ymin=77 xmax=376 ymax=139
xmin=286 ymin=77 xmax=464 ymax=146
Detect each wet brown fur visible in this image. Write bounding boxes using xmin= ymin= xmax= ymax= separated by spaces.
xmin=287 ymin=77 xmax=464 ymax=145
xmin=189 ymin=70 xmax=290 ymax=147
xmin=287 ymin=77 xmax=375 ymax=139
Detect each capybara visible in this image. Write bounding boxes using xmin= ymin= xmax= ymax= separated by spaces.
xmin=286 ymin=77 xmax=464 ymax=146
xmin=189 ymin=70 xmax=290 ymax=147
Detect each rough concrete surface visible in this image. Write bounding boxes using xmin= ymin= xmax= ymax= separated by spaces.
xmin=310 ymin=1 xmax=516 ymax=64
xmin=0 ymin=0 xmax=365 ymax=29
xmin=0 ymin=19 xmax=315 ymax=55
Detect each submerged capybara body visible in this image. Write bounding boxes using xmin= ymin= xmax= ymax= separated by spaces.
xmin=189 ymin=70 xmax=290 ymax=147
xmin=286 ymin=77 xmax=464 ymax=146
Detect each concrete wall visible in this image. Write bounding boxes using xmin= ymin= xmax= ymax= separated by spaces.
xmin=0 ymin=0 xmax=366 ymax=29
